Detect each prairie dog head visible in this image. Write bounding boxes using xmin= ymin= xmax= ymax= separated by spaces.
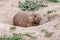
xmin=29 ymin=14 xmax=41 ymax=26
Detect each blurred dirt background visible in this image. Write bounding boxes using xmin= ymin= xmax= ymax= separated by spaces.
xmin=0 ymin=0 xmax=60 ymax=40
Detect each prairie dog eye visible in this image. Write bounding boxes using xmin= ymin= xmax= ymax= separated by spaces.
xmin=34 ymin=15 xmax=36 ymax=17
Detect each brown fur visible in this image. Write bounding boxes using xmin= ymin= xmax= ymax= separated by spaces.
xmin=13 ymin=12 xmax=41 ymax=27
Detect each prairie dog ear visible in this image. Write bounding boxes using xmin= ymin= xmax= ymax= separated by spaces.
xmin=31 ymin=14 xmax=37 ymax=18
xmin=28 ymin=16 xmax=34 ymax=23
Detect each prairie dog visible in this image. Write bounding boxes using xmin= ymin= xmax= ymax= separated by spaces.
xmin=13 ymin=12 xmax=41 ymax=27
